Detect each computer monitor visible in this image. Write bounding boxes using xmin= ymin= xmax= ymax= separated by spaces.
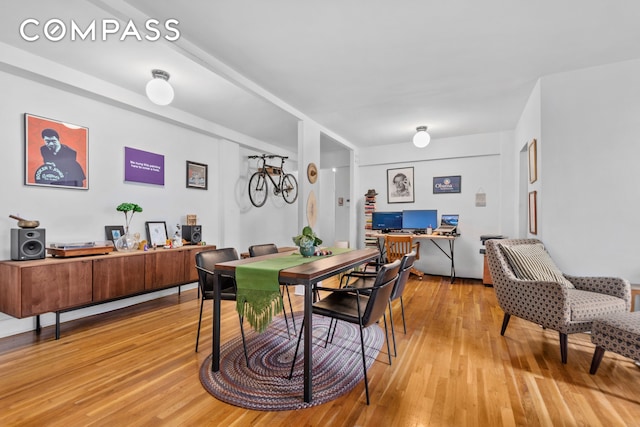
xmin=441 ymin=214 xmax=459 ymax=227
xmin=371 ymin=211 xmax=403 ymax=232
xmin=402 ymin=209 xmax=437 ymax=231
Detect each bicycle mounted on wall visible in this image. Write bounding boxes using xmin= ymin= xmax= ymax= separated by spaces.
xmin=247 ymin=154 xmax=298 ymax=207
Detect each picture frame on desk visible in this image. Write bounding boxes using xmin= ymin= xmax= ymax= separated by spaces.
xmin=105 ymin=225 xmax=125 ymax=243
xmin=387 ymin=167 xmax=414 ymax=203
xmin=145 ymin=221 xmax=168 ymax=247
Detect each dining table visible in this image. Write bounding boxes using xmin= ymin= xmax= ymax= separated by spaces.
xmin=211 ymin=247 xmax=380 ymax=403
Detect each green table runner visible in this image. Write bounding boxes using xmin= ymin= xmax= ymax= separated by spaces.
xmin=235 ymin=247 xmax=351 ymax=332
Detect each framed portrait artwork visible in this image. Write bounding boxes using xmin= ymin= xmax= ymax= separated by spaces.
xmin=24 ymin=113 xmax=89 ymax=189
xmin=387 ymin=167 xmax=414 ymax=203
xmin=145 ymin=221 xmax=168 ymax=247
xmin=528 ymin=191 xmax=537 ymax=235
xmin=528 ymin=138 xmax=537 ymax=184
xmin=105 ymin=225 xmax=125 ymax=243
xmin=186 ymin=160 xmax=208 ymax=189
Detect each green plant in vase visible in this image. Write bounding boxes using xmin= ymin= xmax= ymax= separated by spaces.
xmin=292 ymin=225 xmax=322 ymax=257
xmin=115 ymin=202 xmax=143 ymax=251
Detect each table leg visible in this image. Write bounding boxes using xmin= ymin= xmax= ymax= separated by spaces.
xmin=304 ymin=282 xmax=313 ymax=403
xmin=449 ymin=239 xmax=456 ymax=283
xmin=212 ymin=272 xmax=222 ymax=372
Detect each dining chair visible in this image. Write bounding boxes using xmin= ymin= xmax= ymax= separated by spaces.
xmin=385 ymin=234 xmax=423 ymax=278
xmin=340 ymin=251 xmax=416 ymax=357
xmin=288 ymin=259 xmax=401 ymax=405
xmin=248 ymin=243 xmax=296 ymax=335
xmin=195 ymin=248 xmax=249 ymax=366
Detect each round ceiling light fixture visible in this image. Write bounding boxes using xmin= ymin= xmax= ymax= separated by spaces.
xmin=145 ymin=69 xmax=174 ymax=106
xmin=413 ymin=125 xmax=431 ymax=148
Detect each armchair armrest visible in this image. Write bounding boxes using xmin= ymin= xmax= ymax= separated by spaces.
xmin=564 ymin=274 xmax=631 ymax=306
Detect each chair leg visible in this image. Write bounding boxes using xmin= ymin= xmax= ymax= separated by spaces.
xmin=382 ymin=313 xmax=392 ymax=366
xmin=289 ymin=319 xmax=305 ymax=380
xmin=590 ymin=346 xmax=606 ymax=374
xmin=285 ymin=285 xmax=297 ymax=334
xmin=559 ymin=332 xmax=568 ymax=364
xmin=388 ymin=301 xmax=397 ymax=357
xmin=239 ymin=314 xmax=249 ymax=367
xmin=500 ymin=313 xmax=511 ymax=336
xmin=195 ymin=297 xmax=205 ymax=352
xmin=358 ymin=322 xmax=370 ymax=405
xmin=399 ymin=296 xmax=406 ymax=334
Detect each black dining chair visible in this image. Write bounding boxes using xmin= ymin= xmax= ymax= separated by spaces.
xmin=288 ymin=259 xmax=401 ymax=405
xmin=248 ymin=243 xmax=296 ymax=335
xmin=195 ymin=248 xmax=249 ymax=366
xmin=341 ymin=251 xmax=416 ymax=357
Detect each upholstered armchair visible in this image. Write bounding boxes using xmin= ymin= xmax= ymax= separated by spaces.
xmin=485 ymin=238 xmax=630 ymax=364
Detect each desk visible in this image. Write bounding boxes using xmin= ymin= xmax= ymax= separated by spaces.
xmin=371 ymin=233 xmax=458 ymax=283
xmin=212 ymin=247 xmax=379 ymax=403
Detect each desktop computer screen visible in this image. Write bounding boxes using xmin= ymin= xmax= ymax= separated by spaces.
xmin=371 ymin=211 xmax=403 ymax=231
xmin=402 ymin=209 xmax=437 ymax=231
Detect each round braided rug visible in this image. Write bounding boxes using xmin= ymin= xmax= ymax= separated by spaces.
xmin=199 ymin=311 xmax=384 ymax=410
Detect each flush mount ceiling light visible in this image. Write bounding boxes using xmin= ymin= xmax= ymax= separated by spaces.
xmin=413 ymin=125 xmax=431 ymax=148
xmin=145 ymin=69 xmax=174 ymax=106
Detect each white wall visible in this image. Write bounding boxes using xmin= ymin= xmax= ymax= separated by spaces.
xmin=357 ymin=132 xmax=511 ymax=279
xmin=537 ymin=59 xmax=640 ymax=281
xmin=0 ymin=69 xmax=298 ymax=337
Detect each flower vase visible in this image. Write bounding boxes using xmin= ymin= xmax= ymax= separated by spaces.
xmin=115 ymin=228 xmax=139 ymax=252
xmin=299 ymin=240 xmax=315 ymax=257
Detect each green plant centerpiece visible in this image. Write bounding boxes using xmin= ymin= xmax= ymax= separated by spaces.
xmin=292 ymin=225 xmax=322 ymax=257
xmin=115 ymin=202 xmax=143 ymax=252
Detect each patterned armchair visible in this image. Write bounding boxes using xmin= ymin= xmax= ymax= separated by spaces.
xmin=485 ymin=238 xmax=630 ymax=364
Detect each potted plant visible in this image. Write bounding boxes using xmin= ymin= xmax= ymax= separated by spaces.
xmin=292 ymin=225 xmax=322 ymax=257
xmin=115 ymin=202 xmax=143 ymax=251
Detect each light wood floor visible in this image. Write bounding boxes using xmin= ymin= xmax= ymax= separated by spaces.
xmin=1 ymin=275 xmax=640 ymax=426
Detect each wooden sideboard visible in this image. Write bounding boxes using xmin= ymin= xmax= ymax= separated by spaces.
xmin=0 ymin=244 xmax=215 ymax=338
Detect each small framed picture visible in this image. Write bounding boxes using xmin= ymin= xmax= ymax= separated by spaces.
xmin=145 ymin=221 xmax=168 ymax=247
xmin=387 ymin=167 xmax=414 ymax=203
xmin=528 ymin=139 xmax=537 ymax=184
xmin=528 ymin=191 xmax=537 ymax=235
xmin=186 ymin=160 xmax=208 ymax=190
xmin=433 ymin=175 xmax=461 ymax=194
xmin=105 ymin=225 xmax=125 ymax=243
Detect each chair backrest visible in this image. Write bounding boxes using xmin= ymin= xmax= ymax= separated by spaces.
xmin=385 ymin=235 xmax=413 ymax=263
xmin=390 ymin=250 xmax=416 ymax=301
xmin=195 ymin=248 xmax=239 ymax=295
xmin=362 ymin=259 xmax=401 ymax=327
xmin=248 ymin=243 xmax=278 ymax=257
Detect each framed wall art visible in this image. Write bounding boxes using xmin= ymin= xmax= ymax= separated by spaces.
xmin=105 ymin=225 xmax=125 ymax=243
xmin=528 ymin=138 xmax=537 ymax=183
xmin=528 ymin=191 xmax=537 ymax=234
xmin=24 ymin=113 xmax=89 ymax=190
xmin=186 ymin=160 xmax=208 ymax=189
xmin=433 ymin=175 xmax=461 ymax=194
xmin=124 ymin=147 xmax=165 ymax=186
xmin=387 ymin=167 xmax=414 ymax=203
xmin=145 ymin=221 xmax=168 ymax=247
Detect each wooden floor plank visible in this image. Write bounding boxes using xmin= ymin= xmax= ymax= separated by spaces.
xmin=1 ymin=275 xmax=640 ymax=426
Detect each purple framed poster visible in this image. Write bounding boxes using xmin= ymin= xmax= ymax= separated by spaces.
xmin=124 ymin=147 xmax=164 ymax=186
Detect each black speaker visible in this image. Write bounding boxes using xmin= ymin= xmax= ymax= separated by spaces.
xmin=182 ymin=225 xmax=202 ymax=244
xmin=11 ymin=228 xmax=46 ymax=261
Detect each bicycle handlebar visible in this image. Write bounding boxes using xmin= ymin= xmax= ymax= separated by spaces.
xmin=247 ymin=154 xmax=288 ymax=160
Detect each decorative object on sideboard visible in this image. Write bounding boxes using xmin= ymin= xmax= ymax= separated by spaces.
xmin=115 ymin=202 xmax=143 ymax=252
xmin=9 ymin=214 xmax=40 ymax=228
xmin=182 ymin=225 xmax=202 ymax=244
xmin=292 ymin=225 xmax=323 ymax=257
xmin=186 ymin=214 xmax=197 ymax=226
xmin=145 ymin=221 xmax=168 ymax=248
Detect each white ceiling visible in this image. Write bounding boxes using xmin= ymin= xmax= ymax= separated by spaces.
xmin=3 ymin=1 xmax=640 ymax=154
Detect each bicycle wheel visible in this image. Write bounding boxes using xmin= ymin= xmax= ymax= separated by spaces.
xmin=248 ymin=172 xmax=268 ymax=207
xmin=281 ymin=174 xmax=298 ymax=204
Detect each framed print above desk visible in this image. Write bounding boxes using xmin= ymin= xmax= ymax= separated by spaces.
xmin=387 ymin=167 xmax=414 ymax=203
